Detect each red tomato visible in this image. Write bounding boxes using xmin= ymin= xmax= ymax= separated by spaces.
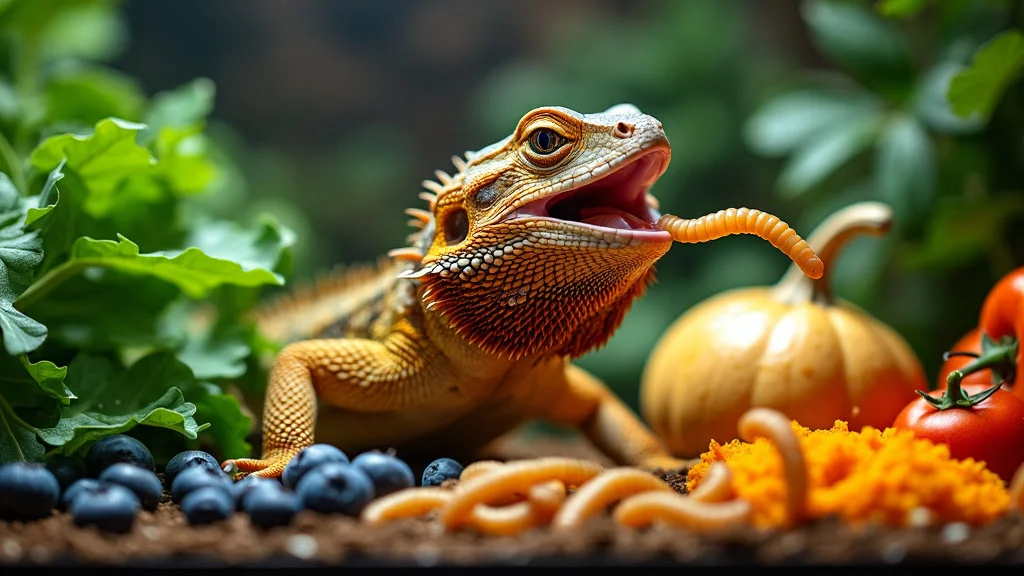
xmin=892 ymin=384 xmax=1024 ymax=484
xmin=936 ymin=268 xmax=1024 ymax=400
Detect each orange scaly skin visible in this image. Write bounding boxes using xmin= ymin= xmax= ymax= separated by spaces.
xmin=223 ymin=104 xmax=688 ymax=478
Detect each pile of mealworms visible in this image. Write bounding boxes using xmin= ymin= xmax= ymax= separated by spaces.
xmin=361 ymin=406 xmax=1024 ymax=535
xmin=360 ymin=408 xmax=820 ymax=535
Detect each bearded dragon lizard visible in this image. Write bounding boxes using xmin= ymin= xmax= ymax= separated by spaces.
xmin=223 ymin=104 xmax=819 ymax=478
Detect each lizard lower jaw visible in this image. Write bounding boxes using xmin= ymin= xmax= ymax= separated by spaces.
xmin=505 ymin=148 xmax=672 ymax=243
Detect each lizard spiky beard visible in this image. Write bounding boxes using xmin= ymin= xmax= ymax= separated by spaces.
xmin=412 ymin=141 xmax=673 ymax=361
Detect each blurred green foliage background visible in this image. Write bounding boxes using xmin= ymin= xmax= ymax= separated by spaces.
xmin=6 ymin=0 xmax=1023 ymax=419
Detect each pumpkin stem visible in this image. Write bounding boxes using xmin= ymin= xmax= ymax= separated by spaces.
xmin=945 ymin=333 xmax=1018 ymax=390
xmin=773 ymin=202 xmax=893 ymax=306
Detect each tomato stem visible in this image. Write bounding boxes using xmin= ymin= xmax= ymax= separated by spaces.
xmin=941 ymin=351 xmax=980 ymax=361
xmin=945 ymin=335 xmax=1018 ymax=390
xmin=917 ymin=381 xmax=1002 ymax=411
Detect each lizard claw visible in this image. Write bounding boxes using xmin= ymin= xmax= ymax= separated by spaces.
xmin=221 ymin=451 xmax=298 ymax=481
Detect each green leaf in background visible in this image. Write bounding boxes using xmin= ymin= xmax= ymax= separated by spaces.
xmin=153 ymin=125 xmax=217 ymax=194
xmin=16 ymin=233 xmax=285 ymax=309
xmin=17 ymin=356 xmax=72 ymax=404
xmin=875 ymin=0 xmax=931 ymax=19
xmin=35 ymin=352 xmax=208 ymax=456
xmin=0 ymin=352 xmax=70 ymax=412
xmin=25 ymin=274 xmax=180 ymax=350
xmin=190 ymin=381 xmax=252 ymax=459
xmin=23 ymin=161 xmax=63 ymax=229
xmin=30 ymin=117 xmax=155 ymax=215
xmin=45 ymin=67 xmax=145 ymax=127
xmin=0 ymin=399 xmax=44 ymax=462
xmin=900 ymin=194 xmax=1024 ymax=270
xmin=0 ymin=173 xmax=47 ymax=355
xmin=0 ymin=0 xmax=101 ymax=37
xmin=0 ymin=77 xmax=19 ymax=121
xmin=178 ymin=325 xmax=250 ymax=381
xmin=947 ymin=30 xmax=1024 ymax=119
xmin=874 ymin=114 xmax=935 ymax=230
xmin=776 ymin=112 xmax=883 ymax=197
xmin=38 ymin=1 xmax=128 ymax=62
xmin=914 ymin=61 xmax=986 ymax=135
xmin=801 ymin=0 xmax=914 ymax=85
xmin=141 ymin=77 xmax=216 ymax=143
xmin=184 ymin=216 xmax=295 ymax=276
xmin=744 ymin=89 xmax=881 ymax=156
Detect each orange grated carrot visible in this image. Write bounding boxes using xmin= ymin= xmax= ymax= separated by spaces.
xmin=685 ymin=420 xmax=1010 ymax=529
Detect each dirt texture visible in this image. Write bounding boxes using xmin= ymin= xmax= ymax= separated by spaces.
xmin=2 ymin=433 xmax=1022 ymax=568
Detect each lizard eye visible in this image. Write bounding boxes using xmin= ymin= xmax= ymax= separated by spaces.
xmin=528 ymin=128 xmax=565 ymax=155
xmin=444 ymin=208 xmax=469 ymax=245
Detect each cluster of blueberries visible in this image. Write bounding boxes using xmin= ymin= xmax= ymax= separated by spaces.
xmin=0 ymin=434 xmax=467 ymax=533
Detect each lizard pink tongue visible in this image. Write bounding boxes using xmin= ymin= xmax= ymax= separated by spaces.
xmin=579 ymin=207 xmax=650 ymax=230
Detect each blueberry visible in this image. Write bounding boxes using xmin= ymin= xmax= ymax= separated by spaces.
xmin=164 ymin=450 xmax=221 ymax=487
xmin=282 ymin=444 xmax=350 ymax=489
xmin=45 ymin=455 xmax=86 ymax=494
xmin=231 ymin=475 xmax=282 ymax=510
xmin=180 ymin=486 xmax=234 ymax=526
xmin=61 ymin=478 xmax=103 ymax=510
xmin=170 ymin=465 xmax=232 ymax=504
xmin=352 ymin=451 xmax=415 ymax=497
xmin=0 ymin=462 xmax=60 ymax=521
xmin=99 ymin=463 xmax=163 ymax=511
xmin=85 ymin=435 xmax=154 ymax=477
xmin=295 ymin=463 xmax=374 ymax=516
xmin=243 ymin=487 xmax=301 ymax=529
xmin=421 ymin=457 xmax=463 ymax=487
xmin=70 ymin=483 xmax=140 ymax=533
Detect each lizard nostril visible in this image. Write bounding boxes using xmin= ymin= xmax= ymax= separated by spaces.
xmin=613 ymin=122 xmax=634 ymax=139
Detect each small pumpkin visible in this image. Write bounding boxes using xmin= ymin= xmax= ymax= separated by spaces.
xmin=640 ymin=201 xmax=926 ymax=457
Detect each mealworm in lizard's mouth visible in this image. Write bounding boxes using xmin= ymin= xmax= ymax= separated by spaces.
xmin=504 ymin=147 xmax=672 ymax=242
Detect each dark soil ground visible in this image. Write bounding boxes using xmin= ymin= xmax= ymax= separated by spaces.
xmin=2 ymin=432 xmax=1022 ymax=568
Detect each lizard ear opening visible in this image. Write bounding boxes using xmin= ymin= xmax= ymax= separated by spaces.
xmin=444 ymin=208 xmax=469 ymax=245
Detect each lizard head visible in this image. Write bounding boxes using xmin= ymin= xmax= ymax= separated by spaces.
xmin=400 ymin=104 xmax=673 ymax=360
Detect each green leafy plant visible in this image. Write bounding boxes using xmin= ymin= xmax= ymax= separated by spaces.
xmin=0 ymin=0 xmax=292 ymax=464
xmin=748 ymin=2 xmax=1018 ymax=209
xmin=742 ymin=0 xmax=1024 ymax=374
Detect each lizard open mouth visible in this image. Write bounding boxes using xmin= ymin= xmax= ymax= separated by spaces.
xmin=505 ymin=149 xmax=671 ymax=238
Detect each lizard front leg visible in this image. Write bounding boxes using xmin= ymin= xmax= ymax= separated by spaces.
xmin=545 ymin=363 xmax=693 ymax=472
xmin=223 ymin=322 xmax=443 ymax=478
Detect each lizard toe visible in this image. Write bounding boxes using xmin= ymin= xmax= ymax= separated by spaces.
xmin=221 ymin=457 xmax=289 ymax=480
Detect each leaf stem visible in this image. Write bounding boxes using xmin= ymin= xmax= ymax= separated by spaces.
xmin=0 ymin=394 xmax=39 ymax=461
xmin=14 ymin=261 xmax=89 ymax=311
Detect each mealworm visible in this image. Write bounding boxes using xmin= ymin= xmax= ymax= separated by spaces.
xmin=613 ymin=492 xmax=751 ymax=531
xmin=459 ymin=460 xmax=522 ymax=506
xmin=526 ymin=480 xmax=567 ymax=523
xmin=465 ymin=481 xmax=567 ymax=536
xmin=360 ymin=487 xmax=452 ymax=525
xmin=1011 ymin=461 xmax=1024 ymax=512
xmin=466 ymin=502 xmax=536 ymax=536
xmin=737 ymin=407 xmax=807 ymax=525
xmin=440 ymin=457 xmax=604 ymax=531
xmin=459 ymin=460 xmax=505 ymax=482
xmin=688 ymin=462 xmax=734 ymax=503
xmin=551 ymin=468 xmax=674 ymax=529
xmin=658 ymin=209 xmax=824 ymax=280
